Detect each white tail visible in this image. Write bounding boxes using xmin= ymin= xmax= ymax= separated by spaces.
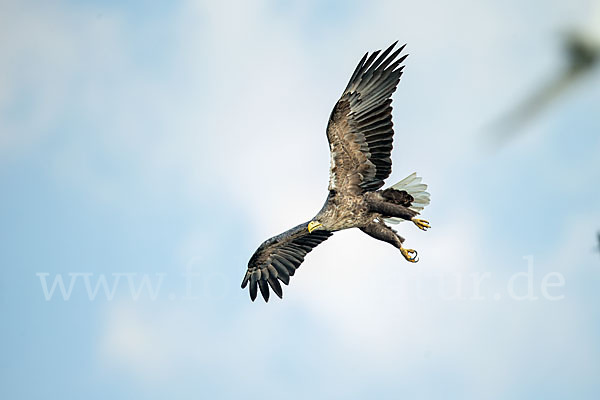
xmin=383 ymin=172 xmax=430 ymax=225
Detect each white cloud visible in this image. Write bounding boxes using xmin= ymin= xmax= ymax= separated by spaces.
xmin=95 ymin=0 xmax=599 ymax=389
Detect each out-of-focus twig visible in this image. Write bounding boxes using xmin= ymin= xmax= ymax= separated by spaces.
xmin=489 ymin=32 xmax=600 ymax=146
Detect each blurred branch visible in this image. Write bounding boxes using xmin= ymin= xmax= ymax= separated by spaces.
xmin=488 ymin=31 xmax=600 ymax=146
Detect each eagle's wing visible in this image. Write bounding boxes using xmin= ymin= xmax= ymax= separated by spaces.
xmin=242 ymin=222 xmax=332 ymax=302
xmin=327 ymin=41 xmax=407 ymax=193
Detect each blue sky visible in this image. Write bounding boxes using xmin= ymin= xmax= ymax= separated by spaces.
xmin=1 ymin=0 xmax=600 ymax=399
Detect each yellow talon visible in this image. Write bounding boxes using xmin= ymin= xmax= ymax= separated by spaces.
xmin=412 ymin=218 xmax=430 ymax=231
xmin=400 ymin=247 xmax=418 ymax=263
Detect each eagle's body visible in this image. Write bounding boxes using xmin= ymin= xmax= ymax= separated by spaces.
xmin=314 ymin=192 xmax=370 ymax=232
xmin=242 ymin=42 xmax=431 ymax=302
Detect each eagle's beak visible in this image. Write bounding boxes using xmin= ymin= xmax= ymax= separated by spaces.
xmin=307 ymin=221 xmax=322 ymax=233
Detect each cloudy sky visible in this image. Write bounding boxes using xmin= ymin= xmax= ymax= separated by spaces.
xmin=1 ymin=0 xmax=599 ymax=399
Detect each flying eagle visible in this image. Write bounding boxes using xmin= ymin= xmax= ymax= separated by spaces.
xmin=242 ymin=42 xmax=431 ymax=302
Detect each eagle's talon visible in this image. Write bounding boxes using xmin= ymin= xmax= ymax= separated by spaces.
xmin=400 ymin=247 xmax=418 ymax=263
xmin=412 ymin=218 xmax=430 ymax=231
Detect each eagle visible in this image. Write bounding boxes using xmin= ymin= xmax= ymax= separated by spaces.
xmin=242 ymin=41 xmax=431 ymax=302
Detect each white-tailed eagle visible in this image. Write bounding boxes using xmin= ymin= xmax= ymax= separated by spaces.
xmin=242 ymin=42 xmax=431 ymax=302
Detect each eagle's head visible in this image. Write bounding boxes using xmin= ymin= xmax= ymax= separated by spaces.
xmin=307 ymin=220 xmax=324 ymax=233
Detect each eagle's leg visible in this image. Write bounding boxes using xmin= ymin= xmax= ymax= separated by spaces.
xmin=366 ymin=198 xmax=430 ymax=231
xmin=360 ymin=221 xmax=418 ymax=263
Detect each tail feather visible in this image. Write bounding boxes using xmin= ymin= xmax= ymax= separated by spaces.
xmin=384 ymin=172 xmax=430 ymax=225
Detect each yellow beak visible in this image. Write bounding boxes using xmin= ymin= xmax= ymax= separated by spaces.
xmin=307 ymin=221 xmax=322 ymax=233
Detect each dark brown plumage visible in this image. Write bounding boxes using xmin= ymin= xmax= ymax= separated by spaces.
xmin=242 ymin=223 xmax=332 ymax=302
xmin=242 ymin=42 xmax=431 ymax=302
xmin=381 ymin=188 xmax=414 ymax=206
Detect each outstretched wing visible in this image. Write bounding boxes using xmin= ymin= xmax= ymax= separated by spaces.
xmin=242 ymin=222 xmax=333 ymax=302
xmin=327 ymin=41 xmax=407 ymax=194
